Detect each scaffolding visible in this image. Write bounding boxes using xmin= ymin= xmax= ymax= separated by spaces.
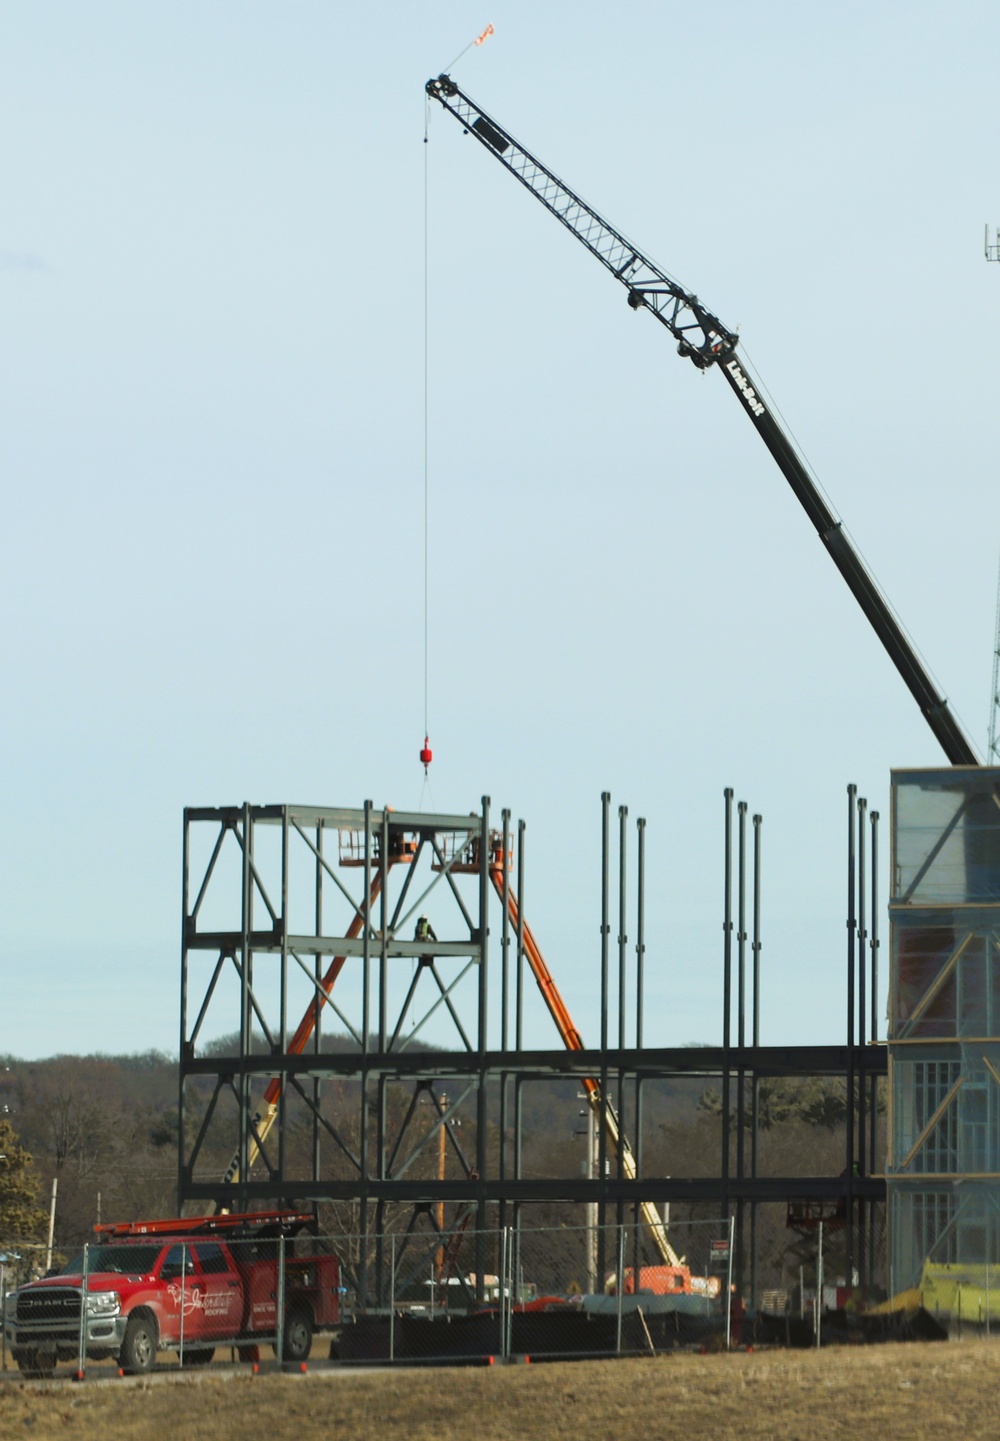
xmin=888 ymin=767 xmax=1000 ymax=1300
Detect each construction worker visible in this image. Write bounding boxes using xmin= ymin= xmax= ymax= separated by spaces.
xmin=415 ymin=915 xmax=437 ymax=944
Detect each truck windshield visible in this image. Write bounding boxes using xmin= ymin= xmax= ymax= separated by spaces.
xmin=59 ymin=1245 xmax=161 ymax=1276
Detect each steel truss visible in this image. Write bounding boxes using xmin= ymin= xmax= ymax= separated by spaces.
xmin=179 ymin=796 xmax=886 ymax=1305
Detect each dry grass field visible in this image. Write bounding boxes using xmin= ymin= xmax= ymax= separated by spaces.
xmin=2 ymin=1341 xmax=1000 ymax=1441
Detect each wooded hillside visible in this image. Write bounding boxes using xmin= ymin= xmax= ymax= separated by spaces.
xmin=0 ymin=1045 xmax=881 ymax=1294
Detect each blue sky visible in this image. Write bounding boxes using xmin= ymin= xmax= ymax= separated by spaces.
xmin=2 ymin=2 xmax=998 ymax=1059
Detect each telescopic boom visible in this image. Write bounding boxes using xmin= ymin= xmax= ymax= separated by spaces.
xmin=426 ymin=75 xmax=978 ymax=767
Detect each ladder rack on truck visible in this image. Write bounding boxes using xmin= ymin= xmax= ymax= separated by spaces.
xmin=96 ymin=1210 xmax=313 ymax=1238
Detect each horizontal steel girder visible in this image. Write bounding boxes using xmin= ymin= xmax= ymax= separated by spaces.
xmin=180 ymin=1043 xmax=888 ymax=1080
xmin=182 ymin=1174 xmax=887 ymax=1206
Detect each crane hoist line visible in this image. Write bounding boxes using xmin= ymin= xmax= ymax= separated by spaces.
xmin=426 ymin=74 xmax=978 ymax=770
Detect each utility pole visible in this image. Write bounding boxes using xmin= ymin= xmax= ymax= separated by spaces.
xmin=990 ymin=555 xmax=1000 ymax=763
xmin=44 ymin=1178 xmax=57 ymax=1274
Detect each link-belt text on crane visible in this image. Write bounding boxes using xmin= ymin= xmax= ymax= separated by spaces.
xmin=725 ymin=360 xmax=765 ymax=418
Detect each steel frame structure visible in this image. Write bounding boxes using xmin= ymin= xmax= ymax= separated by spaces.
xmin=179 ymin=795 xmax=886 ymax=1304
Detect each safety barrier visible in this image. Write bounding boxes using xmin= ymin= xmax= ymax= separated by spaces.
xmin=0 ymin=1212 xmax=911 ymax=1378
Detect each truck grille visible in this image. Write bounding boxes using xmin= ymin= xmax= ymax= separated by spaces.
xmin=17 ymin=1288 xmax=81 ymax=1324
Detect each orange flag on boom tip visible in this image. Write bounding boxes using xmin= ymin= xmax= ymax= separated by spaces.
xmin=474 ymin=23 xmax=495 ymax=46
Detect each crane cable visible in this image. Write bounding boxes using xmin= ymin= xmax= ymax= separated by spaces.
xmin=419 ymin=96 xmax=435 ymax=807
xmin=419 ymin=30 xmax=495 ymax=802
xmin=443 ymin=22 xmax=494 ymax=73
xmin=989 ymin=548 xmax=1000 ymax=762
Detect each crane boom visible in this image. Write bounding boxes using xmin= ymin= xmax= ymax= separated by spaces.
xmin=427 ymin=75 xmax=978 ymax=768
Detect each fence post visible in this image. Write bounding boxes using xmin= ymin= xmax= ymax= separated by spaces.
xmin=615 ymin=1225 xmax=624 ymax=1355
xmin=509 ymin=1225 xmax=516 ymax=1358
xmin=179 ymin=1242 xmax=186 ymax=1367
xmin=276 ymin=1233 xmax=286 ymax=1366
xmin=512 ymin=1216 xmax=521 ymax=1334
xmin=77 ymin=1242 xmax=90 ymax=1376
xmin=815 ymin=1221 xmax=823 ymax=1349
xmin=389 ymin=1237 xmax=395 ymax=1363
xmin=499 ymin=1225 xmax=508 ymax=1360
xmin=1 ymin=1261 xmax=6 ymax=1375
xmin=725 ymin=1214 xmax=735 ymax=1350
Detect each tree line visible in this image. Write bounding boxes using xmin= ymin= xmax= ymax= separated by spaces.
xmin=0 ymin=1047 xmax=881 ymax=1296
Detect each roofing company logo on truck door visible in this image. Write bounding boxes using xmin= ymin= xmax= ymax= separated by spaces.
xmin=191 ymin=1242 xmax=244 ymax=1335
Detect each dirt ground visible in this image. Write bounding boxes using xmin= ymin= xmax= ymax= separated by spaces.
xmin=3 ymin=1341 xmax=1000 ymax=1441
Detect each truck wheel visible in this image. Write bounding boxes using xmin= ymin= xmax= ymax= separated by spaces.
xmin=281 ymin=1308 xmax=313 ymax=1363
xmin=120 ymin=1313 xmax=158 ymax=1375
xmin=17 ymin=1347 xmax=56 ymax=1378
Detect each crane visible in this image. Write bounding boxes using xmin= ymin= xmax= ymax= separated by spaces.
xmin=426 ymin=75 xmax=979 ymax=769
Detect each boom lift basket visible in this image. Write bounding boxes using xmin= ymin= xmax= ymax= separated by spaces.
xmin=786 ymin=1199 xmax=846 ymax=1232
xmin=432 ymin=830 xmax=512 ymax=875
xmin=338 ymin=828 xmax=417 ymax=868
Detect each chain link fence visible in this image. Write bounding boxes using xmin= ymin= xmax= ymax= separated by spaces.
xmin=0 ymin=1208 xmax=959 ymax=1378
xmin=0 ymin=1218 xmax=736 ymax=1377
xmin=333 ymin=1218 xmax=736 ymax=1364
xmin=753 ymin=1213 xmax=948 ymax=1346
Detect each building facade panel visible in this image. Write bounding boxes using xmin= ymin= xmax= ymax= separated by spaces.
xmin=889 ymin=769 xmax=1000 ymax=1297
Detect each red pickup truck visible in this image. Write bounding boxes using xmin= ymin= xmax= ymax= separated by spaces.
xmin=3 ymin=1211 xmax=340 ymax=1376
